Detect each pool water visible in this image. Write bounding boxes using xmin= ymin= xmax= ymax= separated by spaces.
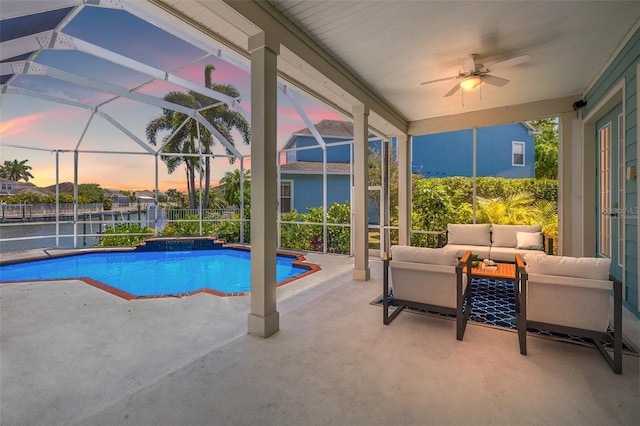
xmin=0 ymin=249 xmax=310 ymax=297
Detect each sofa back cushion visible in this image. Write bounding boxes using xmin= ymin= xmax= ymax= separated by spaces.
xmin=447 ymin=223 xmax=491 ymax=246
xmin=523 ymin=253 xmax=611 ymax=280
xmin=391 ymin=245 xmax=459 ymax=266
xmin=491 ymin=224 xmax=542 ymax=248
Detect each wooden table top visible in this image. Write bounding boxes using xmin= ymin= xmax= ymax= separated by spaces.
xmin=470 ymin=262 xmax=516 ymax=280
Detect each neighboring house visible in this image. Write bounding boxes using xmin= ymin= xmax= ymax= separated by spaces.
xmin=281 ymin=120 xmax=537 ymax=217
xmin=107 ymin=192 xmax=130 ymax=207
xmin=0 ymin=178 xmax=17 ymax=196
xmin=411 ymin=122 xmax=538 ymax=178
xmin=280 ymin=119 xmax=358 ymax=215
xmin=280 ymin=119 xmax=383 ymax=221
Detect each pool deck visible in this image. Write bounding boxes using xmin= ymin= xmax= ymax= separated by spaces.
xmin=1 ymin=249 xmax=639 ymax=425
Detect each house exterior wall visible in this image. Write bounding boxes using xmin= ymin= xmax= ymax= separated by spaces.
xmin=281 ymin=173 xmax=351 ymax=214
xmin=584 ymin=26 xmax=640 ymax=315
xmin=411 ymin=123 xmax=535 ymax=178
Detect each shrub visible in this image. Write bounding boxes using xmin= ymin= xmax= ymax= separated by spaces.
xmin=96 ymin=223 xmax=152 ymax=247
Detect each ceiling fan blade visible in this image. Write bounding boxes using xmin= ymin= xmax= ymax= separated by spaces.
xmin=420 ymin=75 xmax=456 ymax=86
xmin=483 ymin=74 xmax=510 ymax=87
xmin=460 ymin=55 xmax=476 ymax=73
xmin=444 ymin=82 xmax=461 ymax=97
xmin=486 ymin=54 xmax=530 ymax=72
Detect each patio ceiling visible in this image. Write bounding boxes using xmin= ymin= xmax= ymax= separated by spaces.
xmin=162 ymin=0 xmax=640 ymax=134
xmin=2 ymin=1 xmax=639 ymax=143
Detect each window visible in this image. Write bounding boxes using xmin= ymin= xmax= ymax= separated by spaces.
xmin=512 ymin=141 xmax=525 ymax=166
xmin=280 ymin=181 xmax=292 ymax=213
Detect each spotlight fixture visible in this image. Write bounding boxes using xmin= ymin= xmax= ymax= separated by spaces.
xmin=460 ymin=76 xmax=482 ymax=91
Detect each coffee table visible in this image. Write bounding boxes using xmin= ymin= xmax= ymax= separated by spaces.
xmin=470 ymin=262 xmax=516 ymax=280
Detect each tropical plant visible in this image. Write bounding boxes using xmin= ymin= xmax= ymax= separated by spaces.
xmin=475 ymin=192 xmax=536 ymax=225
xmin=531 ymin=118 xmax=559 ymax=179
xmin=160 ymin=214 xmax=214 ymax=236
xmin=219 ymin=169 xmax=251 ymax=207
xmin=166 ymin=188 xmax=183 ymax=205
xmin=145 ymin=65 xmax=250 ymax=210
xmin=96 ymin=223 xmax=152 ymax=247
xmin=0 ymin=159 xmax=34 ymax=182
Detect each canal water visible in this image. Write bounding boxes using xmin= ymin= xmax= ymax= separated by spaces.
xmin=0 ymin=213 xmax=149 ymax=254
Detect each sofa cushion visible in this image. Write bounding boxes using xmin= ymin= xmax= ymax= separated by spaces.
xmin=523 ymin=253 xmax=611 ymax=280
xmin=447 ymin=223 xmax=491 ymax=246
xmin=491 ymin=224 xmax=542 ymax=248
xmin=516 ymin=231 xmax=544 ymax=250
xmin=391 ymin=245 xmax=459 ymax=266
xmin=445 ymin=244 xmax=491 ymax=261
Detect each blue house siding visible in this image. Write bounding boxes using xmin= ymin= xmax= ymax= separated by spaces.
xmin=412 ymin=129 xmax=473 ymax=177
xmin=584 ymin=26 xmax=640 ymax=315
xmin=411 ymin=123 xmax=535 ymax=178
xmin=281 ymin=174 xmax=351 ymax=214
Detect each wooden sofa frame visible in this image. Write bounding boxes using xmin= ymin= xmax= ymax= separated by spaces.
xmin=515 ymin=254 xmax=623 ymax=374
xmin=383 ymin=251 xmax=472 ymax=341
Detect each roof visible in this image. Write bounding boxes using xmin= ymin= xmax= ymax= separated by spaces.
xmin=292 ymin=120 xmax=354 ymax=138
xmin=280 ymin=161 xmax=351 ymax=174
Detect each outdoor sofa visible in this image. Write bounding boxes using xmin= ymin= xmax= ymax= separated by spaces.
xmin=439 ymin=223 xmax=553 ymax=263
xmin=515 ymin=253 xmax=622 ymax=374
xmin=383 ymin=245 xmax=472 ymax=340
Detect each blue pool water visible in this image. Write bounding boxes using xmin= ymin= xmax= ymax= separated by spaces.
xmin=0 ymin=249 xmax=310 ymax=297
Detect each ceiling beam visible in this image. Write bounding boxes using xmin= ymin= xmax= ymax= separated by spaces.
xmin=407 ymin=95 xmax=581 ymax=135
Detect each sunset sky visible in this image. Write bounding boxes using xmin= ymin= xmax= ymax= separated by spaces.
xmin=0 ymin=5 xmax=342 ymax=193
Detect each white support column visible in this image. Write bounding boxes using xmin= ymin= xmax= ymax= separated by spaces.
xmin=73 ymin=151 xmax=79 ymax=248
xmin=353 ymin=104 xmax=370 ymax=281
xmin=240 ymin=158 xmax=245 ymax=244
xmin=472 ymin=128 xmax=477 ymax=223
xmin=248 ymin=31 xmax=280 ymax=337
xmin=397 ymin=133 xmax=410 ymax=246
xmin=558 ymin=112 xmax=576 ymax=256
xmin=55 ymin=151 xmax=60 ymax=248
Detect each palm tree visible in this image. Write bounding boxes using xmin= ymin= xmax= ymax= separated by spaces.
xmin=145 ymin=65 xmax=250 ymax=210
xmin=219 ymin=169 xmax=251 ymax=207
xmin=476 ymin=192 xmax=536 ymax=225
xmin=0 ymin=159 xmax=34 ymax=182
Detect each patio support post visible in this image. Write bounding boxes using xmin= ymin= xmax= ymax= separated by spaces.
xmin=353 ymin=104 xmax=370 ymax=280
xmin=240 ymin=158 xmax=245 ymax=244
xmin=558 ymin=112 xmax=577 ymax=256
xmin=73 ymin=150 xmax=79 ymax=248
xmin=397 ymin=133 xmax=410 ymax=246
xmin=248 ymin=31 xmax=280 ymax=337
xmin=55 ymin=150 xmax=60 ymax=248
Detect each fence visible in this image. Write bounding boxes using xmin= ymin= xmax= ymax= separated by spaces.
xmin=0 ymin=203 xmax=104 ymax=220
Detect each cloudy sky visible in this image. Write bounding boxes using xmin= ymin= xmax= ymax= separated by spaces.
xmin=0 ymin=4 xmax=342 ymax=192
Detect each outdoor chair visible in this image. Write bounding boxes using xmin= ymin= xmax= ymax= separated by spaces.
xmin=515 ymin=254 xmax=623 ymax=374
xmin=383 ymin=246 xmax=472 ymax=340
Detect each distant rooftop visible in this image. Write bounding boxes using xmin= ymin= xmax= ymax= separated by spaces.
xmin=280 ymin=161 xmax=351 ymax=174
xmin=292 ymin=120 xmax=354 ymax=138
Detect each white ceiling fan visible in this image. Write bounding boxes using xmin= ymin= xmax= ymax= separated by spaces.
xmin=420 ymin=54 xmax=531 ymax=97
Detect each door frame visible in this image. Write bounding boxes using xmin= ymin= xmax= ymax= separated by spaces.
xmin=582 ymin=79 xmax=626 ymax=290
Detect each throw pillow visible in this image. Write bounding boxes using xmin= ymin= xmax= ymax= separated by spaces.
xmin=516 ymin=232 xmax=544 ymax=250
xmin=491 ymin=224 xmax=542 ymax=248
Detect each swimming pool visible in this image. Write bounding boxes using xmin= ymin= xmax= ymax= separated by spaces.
xmin=0 ymin=248 xmax=317 ymax=298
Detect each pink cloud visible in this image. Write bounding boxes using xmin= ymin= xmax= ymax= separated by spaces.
xmin=0 ymin=112 xmax=50 ymax=137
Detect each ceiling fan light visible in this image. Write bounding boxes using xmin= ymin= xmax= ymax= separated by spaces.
xmin=460 ymin=76 xmax=482 ymax=91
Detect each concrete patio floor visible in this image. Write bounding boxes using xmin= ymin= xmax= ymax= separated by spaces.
xmin=1 ymin=250 xmax=639 ymax=425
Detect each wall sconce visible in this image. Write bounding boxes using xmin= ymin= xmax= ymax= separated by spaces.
xmin=460 ymin=76 xmax=482 ymax=91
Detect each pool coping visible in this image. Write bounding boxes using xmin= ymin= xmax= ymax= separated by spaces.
xmin=0 ymin=245 xmax=321 ymax=299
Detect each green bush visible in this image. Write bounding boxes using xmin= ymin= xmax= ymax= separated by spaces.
xmin=279 ymin=202 xmax=351 ymax=254
xmin=96 ymin=223 xmax=152 ymax=247
xmin=160 ymin=214 xmax=213 ymax=236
